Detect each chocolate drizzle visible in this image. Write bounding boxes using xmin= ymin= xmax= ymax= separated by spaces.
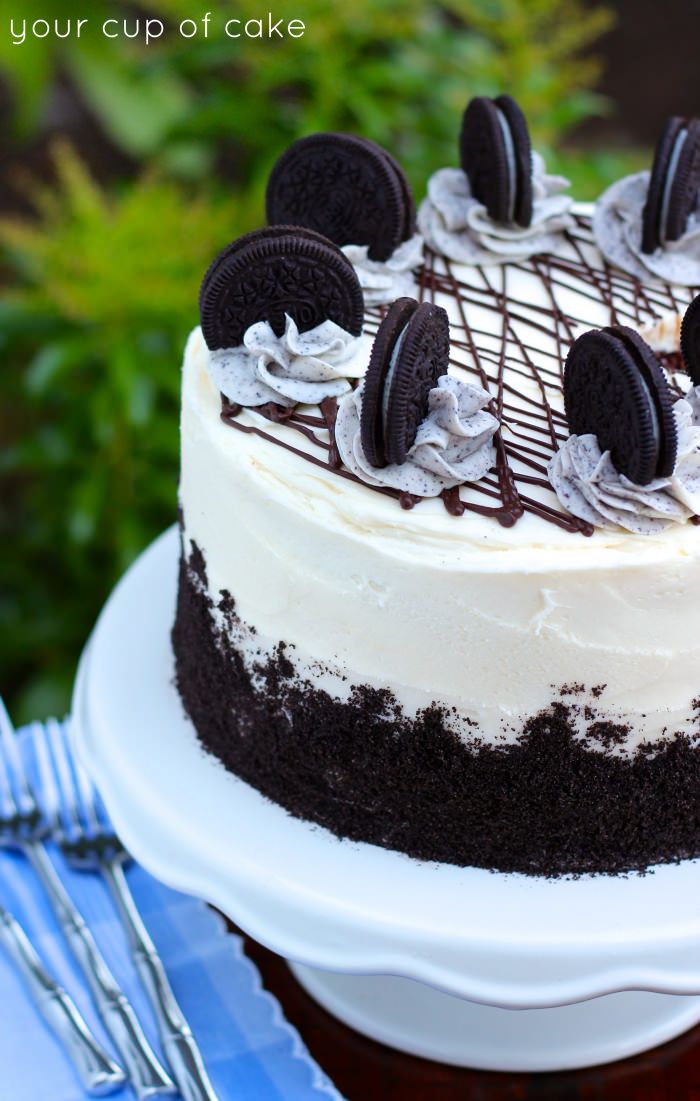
xmin=217 ymin=213 xmax=698 ymax=534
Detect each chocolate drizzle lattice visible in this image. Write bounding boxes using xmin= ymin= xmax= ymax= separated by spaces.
xmin=220 ymin=214 xmax=697 ymax=535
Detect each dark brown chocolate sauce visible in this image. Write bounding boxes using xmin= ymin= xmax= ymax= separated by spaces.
xmin=218 ymin=214 xmax=697 ymax=535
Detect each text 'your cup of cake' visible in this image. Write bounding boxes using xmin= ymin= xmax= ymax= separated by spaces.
xmin=199 ymin=225 xmax=373 ymax=412
xmin=335 ymin=296 xmax=499 ymax=503
xmin=594 ymin=114 xmax=700 ymax=285
xmin=265 ymin=132 xmax=423 ymax=305
xmin=418 ymin=94 xmax=574 ymax=264
xmin=548 ymin=324 xmax=700 ymax=533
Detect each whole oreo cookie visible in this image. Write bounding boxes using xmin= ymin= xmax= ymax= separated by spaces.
xmin=680 ymin=293 xmax=700 ymax=384
xmin=564 ymin=325 xmax=677 ymax=485
xmin=642 ymin=116 xmax=700 ymax=253
xmin=265 ymin=132 xmax=415 ymax=262
xmin=459 ymin=94 xmax=533 ymax=227
xmin=199 ymin=225 xmax=364 ymax=350
xmin=361 ymin=297 xmax=450 ymax=468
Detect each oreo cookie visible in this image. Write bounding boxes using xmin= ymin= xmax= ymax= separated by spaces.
xmin=642 ymin=116 xmax=700 ymax=253
xmin=199 ymin=225 xmax=364 ymax=350
xmin=680 ymin=293 xmax=700 ymax=384
xmin=265 ymin=133 xmax=415 ymax=262
xmin=361 ymin=297 xmax=450 ymax=467
xmin=459 ymin=94 xmax=533 ymax=227
xmin=564 ymin=325 xmax=677 ymax=485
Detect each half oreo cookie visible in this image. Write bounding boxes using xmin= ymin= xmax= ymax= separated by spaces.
xmin=265 ymin=133 xmax=415 ymax=262
xmin=361 ymin=297 xmax=450 ymax=467
xmin=199 ymin=225 xmax=364 ymax=350
xmin=459 ymin=94 xmax=533 ymax=227
xmin=680 ymin=293 xmax=700 ymax=384
xmin=641 ymin=116 xmax=700 ymax=253
xmin=563 ymin=325 xmax=677 ymax=485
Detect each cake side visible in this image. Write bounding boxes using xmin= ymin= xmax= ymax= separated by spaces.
xmin=172 ymin=531 xmax=700 ymax=875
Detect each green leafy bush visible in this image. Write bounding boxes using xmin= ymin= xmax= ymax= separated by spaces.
xmin=1 ymin=0 xmax=620 ymax=718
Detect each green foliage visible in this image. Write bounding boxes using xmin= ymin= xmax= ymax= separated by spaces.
xmin=2 ymin=0 xmax=613 ymax=186
xmin=0 ymin=146 xmax=239 ymax=718
xmin=0 ymin=0 xmax=619 ymax=718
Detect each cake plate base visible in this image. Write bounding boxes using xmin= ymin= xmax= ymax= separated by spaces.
xmin=289 ymin=965 xmax=700 ymax=1071
xmin=72 ymin=527 xmax=700 ymax=1072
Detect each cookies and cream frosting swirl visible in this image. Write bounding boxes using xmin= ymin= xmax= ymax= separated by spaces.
xmin=342 ymin=234 xmax=424 ymax=306
xmin=207 ymin=313 xmax=366 ymax=408
xmin=335 ymin=374 xmax=498 ymax=496
xmin=417 ymin=154 xmax=574 ymax=265
xmin=548 ymin=399 xmax=700 ymax=533
xmin=594 ymin=171 xmax=700 ymax=286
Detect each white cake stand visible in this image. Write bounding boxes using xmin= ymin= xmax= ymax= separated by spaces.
xmin=72 ymin=527 xmax=700 ymax=1072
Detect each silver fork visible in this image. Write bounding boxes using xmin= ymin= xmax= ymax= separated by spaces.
xmin=36 ymin=716 xmax=220 ymax=1101
xmin=0 ymin=699 xmax=174 ymax=1099
xmin=0 ymin=901 xmax=126 ymax=1095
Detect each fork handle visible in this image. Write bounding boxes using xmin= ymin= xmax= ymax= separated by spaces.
xmin=0 ymin=907 xmax=125 ymax=1096
xmin=103 ymin=860 xmax=219 ymax=1101
xmin=25 ymin=842 xmax=175 ymax=1099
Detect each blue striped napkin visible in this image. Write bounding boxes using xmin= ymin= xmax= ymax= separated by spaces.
xmin=0 ymin=724 xmax=345 ymax=1101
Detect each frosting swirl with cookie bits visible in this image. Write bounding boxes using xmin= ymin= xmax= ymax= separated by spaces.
xmin=548 ymin=400 xmax=700 ymax=534
xmin=417 ymin=154 xmax=574 ymax=265
xmin=335 ymin=374 xmax=499 ymax=496
xmin=207 ymin=314 xmax=368 ymax=409
xmin=342 ymin=233 xmax=424 ymax=306
xmin=594 ymin=171 xmax=700 ymax=286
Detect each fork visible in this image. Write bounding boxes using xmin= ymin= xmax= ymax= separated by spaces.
xmin=0 ymin=901 xmax=126 ymax=1095
xmin=0 ymin=699 xmax=175 ymax=1099
xmin=36 ymin=716 xmax=220 ymax=1101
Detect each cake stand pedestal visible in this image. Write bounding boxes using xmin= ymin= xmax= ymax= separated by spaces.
xmin=71 ymin=527 xmax=700 ymax=1072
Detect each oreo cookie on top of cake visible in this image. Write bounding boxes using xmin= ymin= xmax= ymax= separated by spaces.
xmin=594 ymin=114 xmax=700 ymax=285
xmin=199 ymin=225 xmax=371 ymax=413
xmin=418 ymin=93 xmax=574 ymax=264
xmin=548 ymin=308 xmax=700 ymax=534
xmin=266 ymin=132 xmax=423 ymax=305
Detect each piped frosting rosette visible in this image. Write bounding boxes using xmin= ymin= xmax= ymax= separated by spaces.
xmin=265 ymin=132 xmax=422 ymax=305
xmin=418 ymin=156 xmax=574 ymax=265
xmin=336 ymin=374 xmax=498 ymax=495
xmin=594 ymin=171 xmax=700 ymax=286
xmin=342 ymin=234 xmax=424 ymax=306
xmin=198 ymin=225 xmax=366 ymax=410
xmin=208 ymin=314 xmax=367 ymax=409
xmin=548 ymin=324 xmax=700 ymax=533
xmin=418 ymin=95 xmax=573 ymax=264
xmin=549 ymin=403 xmax=700 ymax=534
xmin=593 ymin=116 xmax=700 ymax=285
xmin=335 ymin=296 xmax=498 ymax=497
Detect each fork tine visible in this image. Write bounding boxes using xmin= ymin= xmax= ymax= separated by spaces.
xmin=42 ymin=718 xmax=84 ymax=846
xmin=61 ymin=720 xmax=102 ymax=837
xmin=0 ymin=697 xmax=34 ymax=817
xmin=32 ymin=720 xmax=63 ymax=831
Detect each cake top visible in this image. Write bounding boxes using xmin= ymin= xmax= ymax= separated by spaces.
xmin=190 ymin=108 xmax=700 ymax=548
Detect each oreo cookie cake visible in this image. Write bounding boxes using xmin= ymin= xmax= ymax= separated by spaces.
xmin=173 ymin=115 xmax=700 ymax=876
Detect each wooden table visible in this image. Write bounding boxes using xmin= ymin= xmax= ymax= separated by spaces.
xmin=239 ymin=929 xmax=700 ymax=1100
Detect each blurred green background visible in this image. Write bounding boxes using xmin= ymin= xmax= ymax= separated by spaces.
xmin=0 ymin=0 xmax=687 ymax=719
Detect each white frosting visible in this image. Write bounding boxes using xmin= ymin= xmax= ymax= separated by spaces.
xmin=594 ymin=170 xmax=700 ymax=285
xmin=417 ymin=154 xmax=574 ymax=265
xmin=685 ymin=385 xmax=700 ymax=424
xmin=342 ymin=234 xmax=424 ymax=306
xmin=548 ymin=401 xmax=700 ymax=533
xmin=335 ymin=375 xmax=498 ymax=495
xmin=207 ymin=314 xmax=366 ymax=408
